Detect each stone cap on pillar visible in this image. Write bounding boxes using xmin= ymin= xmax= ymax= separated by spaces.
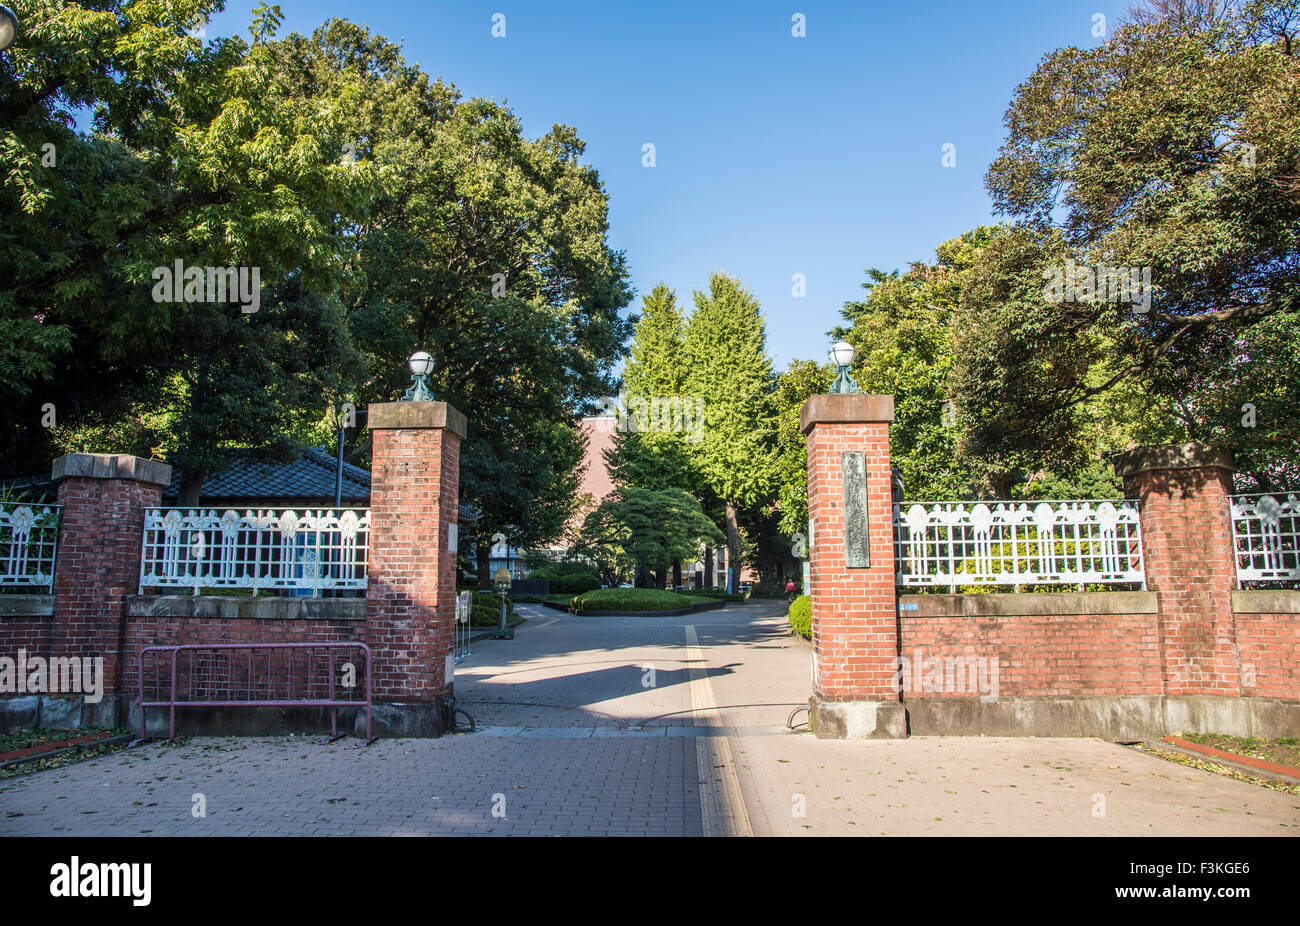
xmin=51 ymin=453 xmax=172 ymax=487
xmin=367 ymin=401 xmax=468 ymax=439
xmin=1110 ymin=442 xmax=1234 ymax=478
xmin=799 ymin=393 xmax=894 ymax=435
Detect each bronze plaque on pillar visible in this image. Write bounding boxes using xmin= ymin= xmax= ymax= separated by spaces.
xmin=841 ymin=451 xmax=870 ymax=567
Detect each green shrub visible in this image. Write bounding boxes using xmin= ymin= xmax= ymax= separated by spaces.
xmin=470 ymin=592 xmax=520 ymax=626
xmin=470 ymin=602 xmax=501 ymax=626
xmin=570 ymin=588 xmax=692 ymax=613
xmin=788 ymin=595 xmax=811 ymax=639
xmin=555 ymin=571 xmax=601 ymax=594
xmin=528 ymin=568 xmax=558 ymax=582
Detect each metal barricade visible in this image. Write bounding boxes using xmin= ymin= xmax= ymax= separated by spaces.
xmin=137 ymin=642 xmax=372 ymax=741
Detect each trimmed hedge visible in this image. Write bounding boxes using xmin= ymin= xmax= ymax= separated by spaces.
xmin=570 ymin=588 xmax=692 ymax=613
xmin=788 ymin=594 xmax=811 ymax=640
xmin=469 ymin=592 xmax=516 ymax=626
xmin=554 ymin=571 xmax=601 ymax=594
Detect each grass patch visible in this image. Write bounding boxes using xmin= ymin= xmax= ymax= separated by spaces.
xmin=0 ymin=727 xmax=134 ymax=780
xmin=1136 ymin=743 xmax=1300 ymax=796
xmin=1181 ymin=734 xmax=1300 ymax=770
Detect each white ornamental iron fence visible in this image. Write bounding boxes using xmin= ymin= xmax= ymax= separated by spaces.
xmin=0 ymin=502 xmax=61 ymax=590
xmin=1230 ymin=493 xmax=1300 ymax=586
xmin=893 ymin=499 xmax=1146 ymax=592
xmin=139 ymin=508 xmax=371 ymax=596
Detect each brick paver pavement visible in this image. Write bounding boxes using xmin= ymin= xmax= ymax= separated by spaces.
xmin=1 ymin=601 xmax=1297 ymax=836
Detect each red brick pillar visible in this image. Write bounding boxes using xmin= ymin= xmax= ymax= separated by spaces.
xmin=1112 ymin=444 xmax=1244 ymax=723
xmin=799 ymin=394 xmax=906 ymax=738
xmin=50 ymin=453 xmax=173 ymax=727
xmin=364 ymin=400 xmax=466 ymax=736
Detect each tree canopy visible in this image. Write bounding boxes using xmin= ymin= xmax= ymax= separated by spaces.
xmin=969 ymin=0 xmax=1300 ymax=488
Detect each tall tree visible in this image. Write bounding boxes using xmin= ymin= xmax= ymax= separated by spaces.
xmin=844 ymin=229 xmax=993 ymax=499
xmin=605 ymin=283 xmax=721 ymax=583
xmin=976 ymin=0 xmax=1300 ymax=488
xmin=773 ymin=359 xmax=832 ymax=537
xmin=2 ymin=2 xmax=376 ymax=490
xmin=682 ymin=272 xmax=778 ymax=592
xmin=623 ymin=283 xmax=687 ymax=398
xmin=268 ymin=21 xmax=633 ymax=577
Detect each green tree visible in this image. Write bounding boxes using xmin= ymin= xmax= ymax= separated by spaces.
xmin=2 ymin=2 xmax=380 ymax=494
xmin=977 ymin=0 xmax=1300 ymax=488
xmin=773 ymin=358 xmax=832 ymax=536
xmin=576 ymin=487 xmax=722 ymax=589
xmin=683 ymin=273 xmax=779 ymax=592
xmin=606 ymin=282 xmax=725 ymax=584
xmin=267 ymin=21 xmax=633 ymax=579
xmin=844 ymin=229 xmax=994 ymax=499
xmin=605 ymin=284 xmax=697 ymax=497
xmin=624 ymin=283 xmax=687 ymax=398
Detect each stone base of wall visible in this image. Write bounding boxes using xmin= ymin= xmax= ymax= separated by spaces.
xmin=128 ymin=699 xmax=367 ymax=738
xmin=5 ymin=695 xmax=457 ymax=739
xmin=808 ymin=695 xmax=907 ymax=739
xmin=127 ymin=698 xmax=454 ymax=738
xmin=0 ymin=694 xmax=125 ymax=733
xmin=368 ymin=698 xmax=456 ymax=737
xmin=905 ymin=695 xmax=1300 ymax=740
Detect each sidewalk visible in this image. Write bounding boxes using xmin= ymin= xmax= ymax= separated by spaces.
xmin=0 ymin=600 xmax=1296 ymax=836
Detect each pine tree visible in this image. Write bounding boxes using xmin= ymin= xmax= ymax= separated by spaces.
xmin=683 ymin=272 xmax=779 ymax=592
xmin=624 ymin=283 xmax=686 ymax=398
xmin=608 ymin=284 xmax=718 ymax=586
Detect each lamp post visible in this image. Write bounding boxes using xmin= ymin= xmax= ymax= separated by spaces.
xmin=0 ymin=6 xmax=18 ymax=52
xmin=403 ymin=350 xmax=436 ymax=401
xmin=828 ymin=340 xmax=860 ymax=394
xmin=490 ymin=567 xmax=514 ymax=639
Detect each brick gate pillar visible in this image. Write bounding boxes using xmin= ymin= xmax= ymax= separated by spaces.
xmin=1111 ymin=444 xmax=1244 ymax=723
xmin=364 ymin=400 xmax=467 ymax=736
xmin=799 ymin=394 xmax=906 ymax=738
xmin=51 ymin=453 xmax=173 ymax=727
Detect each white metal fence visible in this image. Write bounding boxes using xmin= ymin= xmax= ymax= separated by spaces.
xmin=1231 ymin=493 xmax=1300 ymax=586
xmin=0 ymin=503 xmax=61 ymax=589
xmin=893 ymin=499 xmax=1145 ymax=591
xmin=139 ymin=508 xmax=371 ymax=596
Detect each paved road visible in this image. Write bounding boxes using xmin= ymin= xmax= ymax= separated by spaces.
xmin=1 ymin=601 xmax=1297 ymax=836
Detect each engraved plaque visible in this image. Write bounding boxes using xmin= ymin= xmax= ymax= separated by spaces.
xmin=841 ymin=451 xmax=870 ymax=567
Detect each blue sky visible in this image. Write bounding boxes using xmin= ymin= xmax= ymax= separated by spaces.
xmin=210 ymin=0 xmax=1124 ymax=370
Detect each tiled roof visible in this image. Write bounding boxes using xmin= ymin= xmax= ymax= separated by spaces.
xmin=163 ymin=446 xmax=371 ymax=502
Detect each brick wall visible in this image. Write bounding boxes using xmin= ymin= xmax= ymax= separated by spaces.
xmin=0 ymin=615 xmax=54 ymax=661
xmin=898 ymin=606 xmax=1162 ymax=698
xmin=1235 ymin=612 xmax=1300 ymax=700
xmin=120 ymin=612 xmax=365 ymax=695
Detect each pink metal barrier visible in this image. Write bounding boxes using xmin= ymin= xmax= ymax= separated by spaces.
xmin=137 ymin=642 xmax=372 ymax=741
